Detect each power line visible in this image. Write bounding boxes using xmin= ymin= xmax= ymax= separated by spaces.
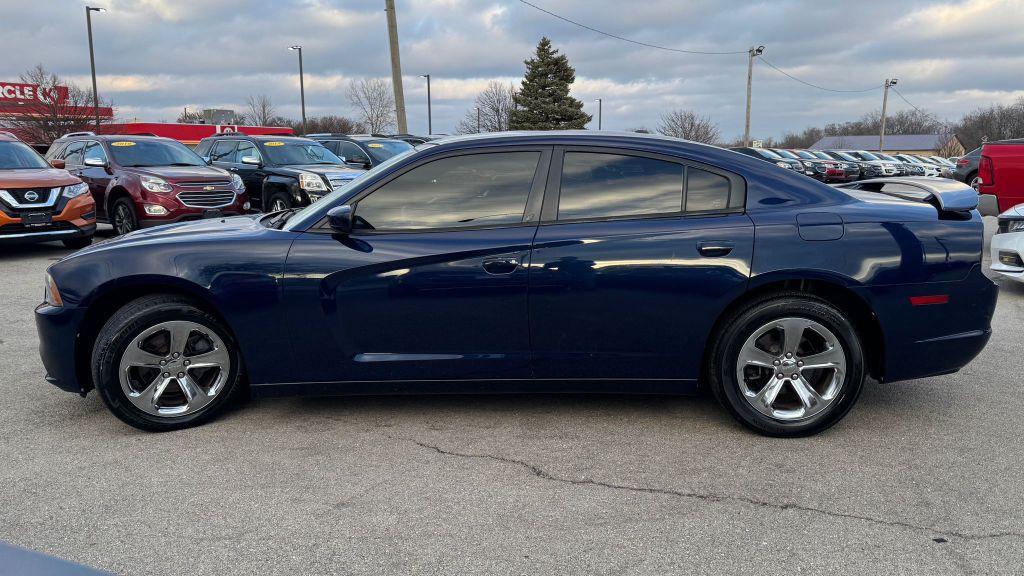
xmin=890 ymin=87 xmax=926 ymax=114
xmin=516 ymin=0 xmax=747 ymax=55
xmin=756 ymin=56 xmax=881 ymax=93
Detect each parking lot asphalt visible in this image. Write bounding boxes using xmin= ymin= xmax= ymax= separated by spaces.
xmin=1 ymin=220 xmax=1022 ymax=576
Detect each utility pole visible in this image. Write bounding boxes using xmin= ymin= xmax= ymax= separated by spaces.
xmin=880 ymin=78 xmax=898 ymax=153
xmin=421 ymin=74 xmax=432 ymax=134
xmin=595 ymin=98 xmax=602 ymax=130
xmin=743 ymin=45 xmax=764 ymax=147
xmin=476 ymin=107 xmax=481 ymax=133
xmin=384 ymin=0 xmax=408 ymax=134
xmin=289 ymin=46 xmax=306 ymax=134
xmin=85 ymin=6 xmax=105 ymax=132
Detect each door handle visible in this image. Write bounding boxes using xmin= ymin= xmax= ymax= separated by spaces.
xmin=482 ymin=258 xmax=520 ymax=275
xmin=229 ymin=166 xmax=238 ymax=171
xmin=698 ymin=242 xmax=734 ymax=257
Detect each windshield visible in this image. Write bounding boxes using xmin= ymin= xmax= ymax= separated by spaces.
xmin=284 ymin=148 xmax=416 ymax=231
xmin=833 ymin=151 xmax=858 ymax=162
xmin=261 ymin=140 xmax=343 ymax=166
xmin=791 ymin=150 xmax=817 ymax=159
xmin=773 ymin=149 xmax=799 ymax=159
xmin=363 ymin=139 xmax=414 ymax=163
xmin=875 ymin=153 xmax=899 ymax=162
xmin=110 ymin=139 xmax=206 ymax=167
xmin=856 ymin=151 xmax=880 ymax=161
xmin=0 ymin=141 xmax=49 ymax=169
xmin=755 ymin=149 xmax=782 ymax=159
xmin=810 ymin=151 xmax=834 ymax=160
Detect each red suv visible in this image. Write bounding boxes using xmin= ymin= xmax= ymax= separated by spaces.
xmin=45 ymin=133 xmax=249 ymax=234
xmin=0 ymin=131 xmax=96 ymax=248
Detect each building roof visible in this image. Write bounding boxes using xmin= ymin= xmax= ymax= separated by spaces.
xmin=810 ymin=134 xmax=958 ymax=151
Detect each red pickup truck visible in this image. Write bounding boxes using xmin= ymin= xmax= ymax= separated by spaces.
xmin=978 ymin=139 xmax=1024 ymax=215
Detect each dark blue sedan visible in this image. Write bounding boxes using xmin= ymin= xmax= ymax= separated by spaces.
xmin=35 ymin=132 xmax=997 ymax=436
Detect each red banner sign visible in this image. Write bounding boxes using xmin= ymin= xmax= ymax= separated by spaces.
xmin=0 ymin=82 xmax=69 ymax=105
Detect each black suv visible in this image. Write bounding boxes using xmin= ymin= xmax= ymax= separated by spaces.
xmin=195 ymin=135 xmax=362 ymax=212
xmin=306 ymin=134 xmax=414 ymax=170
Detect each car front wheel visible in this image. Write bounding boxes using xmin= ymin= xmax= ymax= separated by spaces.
xmin=91 ymin=294 xmax=243 ymax=431
xmin=709 ymin=293 xmax=865 ymax=437
xmin=112 ymin=198 xmax=138 ymax=236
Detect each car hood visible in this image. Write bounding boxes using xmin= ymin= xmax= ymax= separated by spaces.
xmin=121 ymin=165 xmax=231 ymax=182
xmin=68 ymin=214 xmax=267 ymax=258
xmin=0 ymin=167 xmax=80 ymax=187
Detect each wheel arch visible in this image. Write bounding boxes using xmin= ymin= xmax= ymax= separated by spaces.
xmin=703 ymin=272 xmax=885 ymax=383
xmin=74 ymin=276 xmax=241 ymax=393
xmin=104 ymin=184 xmax=134 ymax=217
xmin=262 ymin=175 xmax=299 ymax=206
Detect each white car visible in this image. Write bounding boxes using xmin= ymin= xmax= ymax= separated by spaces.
xmin=991 ymin=205 xmax=1024 ymax=280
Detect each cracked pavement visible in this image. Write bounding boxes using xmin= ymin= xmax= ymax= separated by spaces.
xmin=0 ymin=219 xmax=1022 ymax=575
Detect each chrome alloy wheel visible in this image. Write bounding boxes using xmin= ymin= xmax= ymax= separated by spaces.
xmin=270 ymin=198 xmax=289 ymax=212
xmin=970 ymin=176 xmax=982 ymax=192
xmin=118 ymin=320 xmax=231 ymax=417
xmin=735 ymin=317 xmax=847 ymax=422
xmin=114 ymin=204 xmax=134 ymax=235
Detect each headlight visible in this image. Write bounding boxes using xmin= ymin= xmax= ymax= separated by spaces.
xmin=802 ymin=161 xmax=814 ymax=167
xmin=775 ymin=161 xmax=790 ymax=168
xmin=140 ymin=175 xmax=173 ymax=193
xmin=62 ymin=182 xmax=89 ymax=199
xmin=230 ymin=173 xmax=245 ymax=191
xmin=44 ymin=273 xmax=63 ymax=307
xmin=299 ymin=173 xmax=328 ymax=192
xmin=997 ymin=218 xmax=1024 ymax=234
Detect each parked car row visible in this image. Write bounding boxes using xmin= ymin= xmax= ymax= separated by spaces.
xmin=730 ymin=146 xmax=956 ymax=183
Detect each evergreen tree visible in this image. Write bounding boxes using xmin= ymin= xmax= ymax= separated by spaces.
xmin=509 ymin=37 xmax=591 ymax=130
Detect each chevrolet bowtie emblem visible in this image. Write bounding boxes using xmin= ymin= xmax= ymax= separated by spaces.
xmin=203 ymin=185 xmax=215 ymax=191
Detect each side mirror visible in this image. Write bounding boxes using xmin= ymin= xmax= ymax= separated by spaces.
xmin=240 ymin=156 xmax=261 ymax=166
xmin=49 ymin=159 xmax=66 ymax=169
xmin=202 ymin=156 xmax=211 ymax=164
xmin=83 ymin=157 xmax=106 ymax=167
xmin=327 ymin=204 xmax=354 ymax=235
xmin=338 ymin=156 xmax=347 ymax=163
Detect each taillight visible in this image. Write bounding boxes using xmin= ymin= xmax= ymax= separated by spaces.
xmin=979 ymin=155 xmax=994 ymax=186
xmin=956 ymin=157 xmax=969 ymax=167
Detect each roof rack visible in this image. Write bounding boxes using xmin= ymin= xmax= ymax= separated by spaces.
xmin=305 ymin=133 xmax=351 ymax=138
xmin=59 ymin=131 xmax=96 ymax=139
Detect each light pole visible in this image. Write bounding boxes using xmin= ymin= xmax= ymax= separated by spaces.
xmin=85 ymin=6 xmax=105 ymax=132
xmin=879 ymin=78 xmax=898 ymax=153
xmin=289 ymin=46 xmax=306 ymax=134
xmin=476 ymin=107 xmax=481 ymax=133
xmin=595 ymin=98 xmax=602 ymax=130
xmin=743 ymin=45 xmax=765 ymax=147
xmin=421 ymin=74 xmax=432 ymax=134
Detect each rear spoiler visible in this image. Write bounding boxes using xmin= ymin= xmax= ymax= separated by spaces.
xmin=835 ymin=177 xmax=979 ymax=213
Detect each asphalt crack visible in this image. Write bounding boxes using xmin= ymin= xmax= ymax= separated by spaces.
xmin=414 ymin=440 xmax=1024 ymax=543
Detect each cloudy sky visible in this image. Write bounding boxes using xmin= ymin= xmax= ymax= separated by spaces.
xmin=2 ymin=0 xmax=1022 ymax=140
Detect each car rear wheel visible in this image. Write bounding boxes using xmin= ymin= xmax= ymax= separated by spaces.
xmin=708 ymin=293 xmax=865 ymax=437
xmin=112 ymin=198 xmax=138 ymax=236
xmin=969 ymin=174 xmax=981 ymax=191
xmin=91 ymin=294 xmax=244 ymax=431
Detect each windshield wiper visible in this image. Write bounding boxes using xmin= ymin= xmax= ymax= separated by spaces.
xmin=266 ymin=208 xmax=298 ymax=229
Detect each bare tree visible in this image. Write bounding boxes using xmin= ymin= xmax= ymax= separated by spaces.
xmin=347 ymin=79 xmax=395 ymax=133
xmin=245 ymin=94 xmax=277 ymax=126
xmin=0 ymin=64 xmax=114 ymax=144
xmin=455 ymin=82 xmax=517 ymax=134
xmin=955 ymin=97 xmax=1024 ymax=150
xmin=299 ymin=115 xmax=365 ymax=135
xmin=176 ymin=108 xmax=204 ymax=124
xmin=657 ymin=109 xmax=720 ymax=144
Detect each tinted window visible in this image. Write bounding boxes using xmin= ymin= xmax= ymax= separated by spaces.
xmin=62 ymin=141 xmax=86 ymax=167
xmin=355 ymin=152 xmax=540 ymax=230
xmin=83 ymin=141 xmax=107 ymax=164
xmin=209 ymin=140 xmax=237 ymax=163
xmin=686 ymin=168 xmax=731 ymax=212
xmin=0 ymin=141 xmax=49 ymax=169
xmin=194 ymin=140 xmax=213 ymax=157
xmin=363 ymin=139 xmax=414 ymax=162
xmin=558 ymin=152 xmax=682 ymax=220
xmin=338 ymin=141 xmax=368 ymax=163
xmin=260 ymin=140 xmax=343 ymax=166
xmin=754 ymin=149 xmax=782 ymax=160
xmin=234 ymin=141 xmax=261 ymax=163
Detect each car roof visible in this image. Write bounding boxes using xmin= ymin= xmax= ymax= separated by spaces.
xmin=426 ymin=130 xmax=723 ymax=152
xmin=0 ymin=130 xmax=22 ymax=142
xmin=204 ymin=134 xmax=315 ymax=143
xmin=55 ymin=134 xmax=178 ymax=144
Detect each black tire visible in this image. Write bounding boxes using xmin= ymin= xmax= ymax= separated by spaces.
xmin=111 ymin=197 xmax=138 ymax=236
xmin=91 ymin=294 xmax=244 ymax=431
xmin=62 ymin=235 xmax=93 ymax=249
xmin=268 ymin=192 xmax=291 ymax=213
xmin=708 ymin=292 xmax=865 ymax=437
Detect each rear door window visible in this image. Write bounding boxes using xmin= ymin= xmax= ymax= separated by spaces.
xmin=686 ymin=167 xmax=731 ymax=212
xmin=557 ymin=152 xmax=683 ymax=220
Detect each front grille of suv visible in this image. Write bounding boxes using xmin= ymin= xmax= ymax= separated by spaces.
xmin=176 ymin=191 xmax=236 ymax=208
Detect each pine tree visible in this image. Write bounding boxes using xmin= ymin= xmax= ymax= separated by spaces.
xmin=509 ymin=37 xmax=592 ymax=130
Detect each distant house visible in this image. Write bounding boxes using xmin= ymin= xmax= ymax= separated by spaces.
xmin=809 ymin=134 xmax=965 ymax=156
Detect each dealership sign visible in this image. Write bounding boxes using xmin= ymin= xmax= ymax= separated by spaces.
xmin=0 ymin=82 xmax=69 ymax=105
